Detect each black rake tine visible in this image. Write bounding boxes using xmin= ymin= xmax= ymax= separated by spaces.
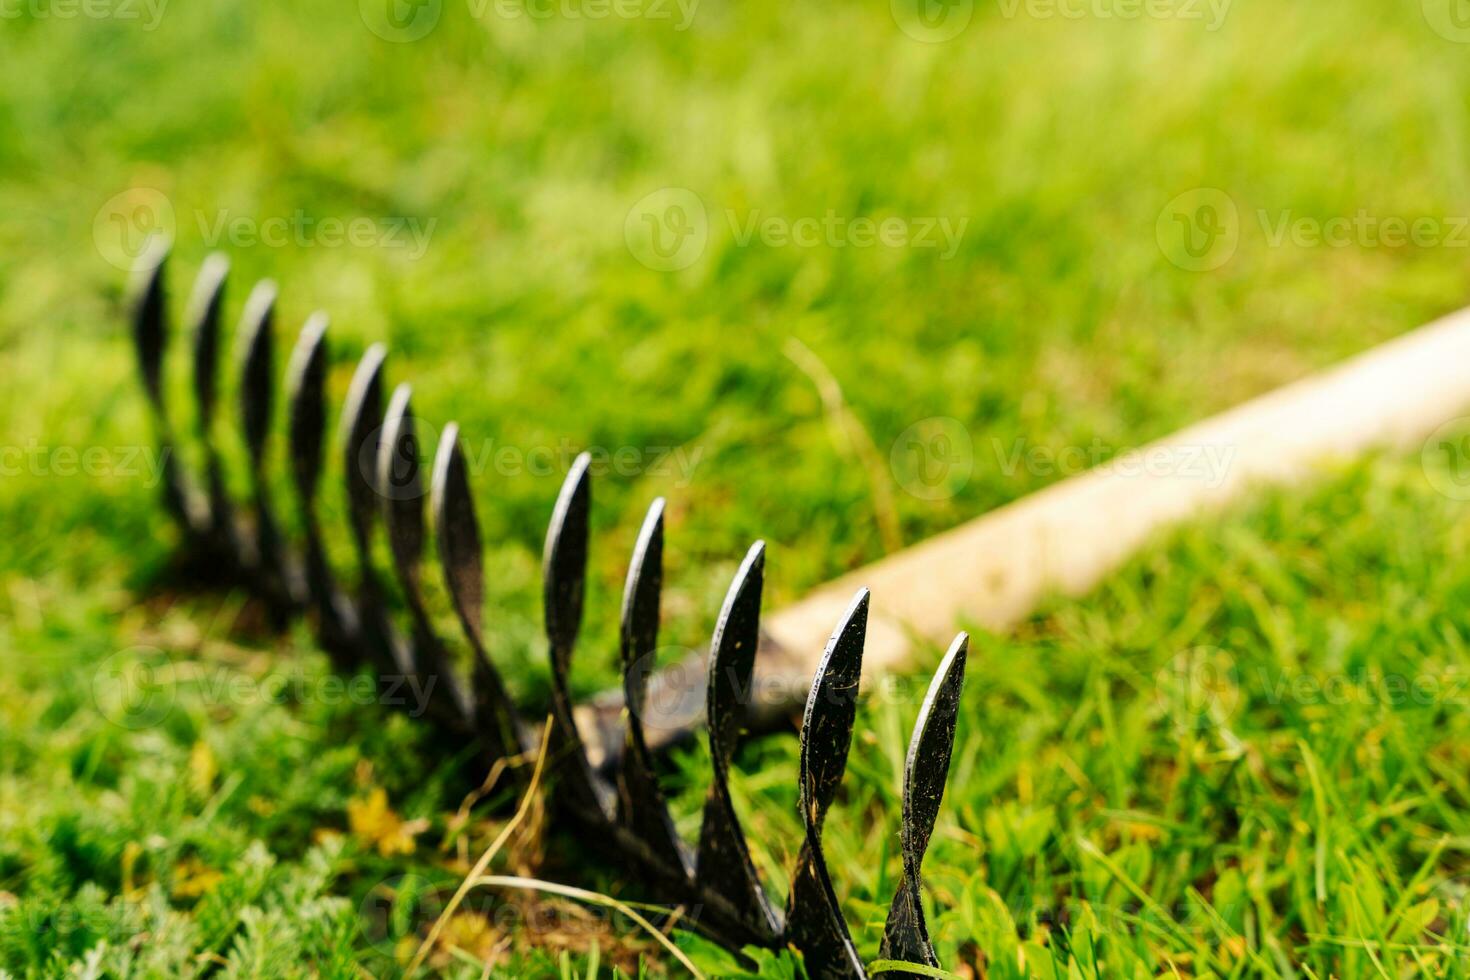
xmin=128 ymin=243 xmax=196 ymax=529
xmin=695 ymin=541 xmax=783 ymax=943
xmin=786 ymin=588 xmax=869 ymax=980
xmin=235 ymin=280 xmax=277 ymax=472
xmin=186 ymin=254 xmax=237 ymax=543
xmin=541 ymin=453 xmax=615 ymax=819
xmin=615 ymin=498 xmax=692 ymax=878
xmin=377 ymin=385 xmax=473 ymax=730
xmin=285 ymin=314 xmax=359 ymax=668
xmin=879 ymin=632 xmax=969 ymax=977
xmin=187 ymin=254 xmax=228 ymax=435
xmin=234 ymin=279 xmax=298 ymax=613
xmin=431 ymin=423 xmax=527 ymax=765
xmin=337 ymin=344 xmax=413 ymax=678
xmin=341 ymin=343 xmax=389 ymax=563
xmin=129 ymin=238 xmax=170 ymax=417
xmin=285 ymin=312 xmax=329 ymax=506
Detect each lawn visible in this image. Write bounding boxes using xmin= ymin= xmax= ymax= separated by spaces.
xmin=3 ymin=0 xmax=1470 ymax=975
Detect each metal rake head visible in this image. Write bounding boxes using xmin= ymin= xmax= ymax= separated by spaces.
xmin=125 ymin=245 xmax=972 ymax=976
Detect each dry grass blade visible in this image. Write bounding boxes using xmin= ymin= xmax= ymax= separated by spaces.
xmin=467 ymin=875 xmax=707 ymax=980
xmin=407 ymin=718 xmax=554 ymax=977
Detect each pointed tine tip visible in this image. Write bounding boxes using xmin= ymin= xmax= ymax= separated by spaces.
xmin=244 ymin=278 xmax=278 ymax=322
xmin=626 ymin=497 xmax=666 ymax=588
xmin=899 ymin=631 xmax=970 ymax=858
xmin=431 ymin=422 xmax=484 ymax=642
xmin=707 ymin=539 xmax=768 ymax=761
xmin=303 ymin=310 xmax=329 ymax=343
xmin=340 ymin=343 xmax=388 ymax=447
xmin=429 ymin=421 xmax=462 ymax=515
xmin=286 ymin=313 xmax=329 ymax=394
xmin=377 ymin=383 xmax=425 ymax=575
xmin=286 ymin=314 xmax=330 ymax=498
xmin=186 ymin=253 xmax=228 ymax=317
xmin=716 ymin=540 xmax=765 ymax=631
xmin=543 ymin=451 xmax=591 ymax=660
xmin=131 ymin=233 xmax=170 ymax=280
xmin=377 ymin=383 xmax=416 ymax=494
xmin=843 ymin=587 xmax=871 ymax=631
xmin=620 ymin=497 xmax=666 ymax=674
xmin=128 ymin=241 xmax=169 ymax=405
xmin=798 ymin=586 xmax=870 ymax=828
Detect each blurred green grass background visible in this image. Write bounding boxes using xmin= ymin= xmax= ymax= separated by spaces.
xmin=6 ymin=0 xmax=1470 ymax=974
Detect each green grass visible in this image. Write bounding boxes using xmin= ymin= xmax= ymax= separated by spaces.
xmin=5 ymin=0 xmax=1470 ymax=974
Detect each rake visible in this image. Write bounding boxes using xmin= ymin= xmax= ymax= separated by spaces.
xmin=126 ymin=240 xmax=971 ymax=978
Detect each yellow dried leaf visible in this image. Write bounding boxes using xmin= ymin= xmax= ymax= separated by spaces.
xmin=349 ymin=788 xmax=422 ymax=857
xmin=172 ymin=857 xmax=224 ymax=900
xmin=189 ymin=741 xmax=217 ymax=797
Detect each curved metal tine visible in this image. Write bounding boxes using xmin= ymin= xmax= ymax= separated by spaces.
xmin=694 ymin=541 xmax=782 ymax=943
xmin=879 ymin=633 xmax=969 ymax=977
xmin=234 ymin=280 xmax=300 ymax=612
xmin=614 ymin=499 xmax=692 ymax=878
xmin=186 ymin=253 xmax=235 ymax=548
xmin=376 ymin=384 xmax=473 ymax=731
xmin=786 ymin=589 xmax=870 ymax=980
xmin=337 ymin=343 xmax=409 ymax=677
xmin=430 ymin=423 xmax=527 ymax=766
xmin=541 ymin=453 xmax=615 ymax=820
xmin=128 ymin=242 xmax=198 ymax=531
xmin=284 ymin=314 xmax=358 ymax=668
